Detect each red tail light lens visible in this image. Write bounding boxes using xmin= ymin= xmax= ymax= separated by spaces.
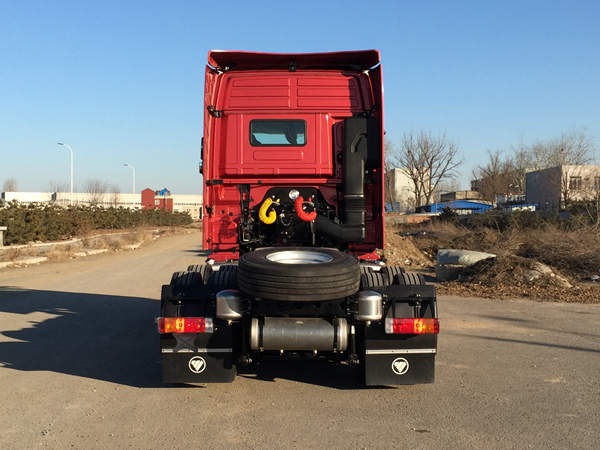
xmin=157 ymin=317 xmax=214 ymax=334
xmin=385 ymin=318 xmax=439 ymax=334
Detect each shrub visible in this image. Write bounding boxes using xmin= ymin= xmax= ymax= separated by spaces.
xmin=0 ymin=202 xmax=192 ymax=245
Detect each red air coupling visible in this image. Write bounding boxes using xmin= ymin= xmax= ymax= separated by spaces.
xmin=294 ymin=196 xmax=317 ymax=222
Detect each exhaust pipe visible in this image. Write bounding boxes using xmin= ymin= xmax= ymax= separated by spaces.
xmin=316 ymin=117 xmax=371 ymax=243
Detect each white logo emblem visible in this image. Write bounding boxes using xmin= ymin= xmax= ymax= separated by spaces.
xmin=391 ymin=357 xmax=409 ymax=375
xmin=188 ymin=356 xmax=207 ymax=374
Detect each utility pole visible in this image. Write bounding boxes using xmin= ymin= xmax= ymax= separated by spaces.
xmin=123 ymin=163 xmax=136 ymax=194
xmin=57 ymin=142 xmax=74 ymax=205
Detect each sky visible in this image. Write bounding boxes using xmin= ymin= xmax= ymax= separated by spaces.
xmin=1 ymin=0 xmax=599 ymax=193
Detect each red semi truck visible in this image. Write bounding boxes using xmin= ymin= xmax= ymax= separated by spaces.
xmin=158 ymin=50 xmax=438 ymax=385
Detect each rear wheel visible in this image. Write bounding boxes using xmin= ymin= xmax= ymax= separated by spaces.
xmin=170 ymin=271 xmax=203 ymax=295
xmin=360 ymin=271 xmax=387 ymax=289
xmin=186 ymin=264 xmax=213 ymax=284
xmin=160 ymin=284 xmax=178 ymax=316
xmin=206 ymin=266 xmax=238 ymax=289
xmin=395 ymin=272 xmax=426 ymax=286
xmin=385 ymin=266 xmax=405 ymax=283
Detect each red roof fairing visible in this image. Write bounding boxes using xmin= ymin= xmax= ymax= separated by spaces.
xmin=208 ymin=50 xmax=380 ymax=71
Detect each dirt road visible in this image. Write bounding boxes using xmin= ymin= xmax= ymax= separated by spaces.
xmin=1 ymin=231 xmax=598 ymax=449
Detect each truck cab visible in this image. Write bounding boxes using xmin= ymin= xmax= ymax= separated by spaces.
xmin=159 ymin=50 xmax=438 ymax=386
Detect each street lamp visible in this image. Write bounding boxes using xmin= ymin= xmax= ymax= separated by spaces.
xmin=57 ymin=142 xmax=73 ymax=205
xmin=123 ymin=163 xmax=136 ymax=194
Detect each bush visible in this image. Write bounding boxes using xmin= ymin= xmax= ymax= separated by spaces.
xmin=433 ymin=209 xmax=592 ymax=232
xmin=0 ymin=202 xmax=192 ymax=245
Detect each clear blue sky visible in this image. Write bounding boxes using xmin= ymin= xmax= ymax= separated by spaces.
xmin=1 ymin=0 xmax=598 ymax=193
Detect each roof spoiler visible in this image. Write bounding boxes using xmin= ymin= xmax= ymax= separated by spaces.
xmin=208 ymin=50 xmax=380 ymax=71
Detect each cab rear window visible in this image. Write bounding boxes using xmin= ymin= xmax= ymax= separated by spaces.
xmin=250 ymin=119 xmax=306 ymax=146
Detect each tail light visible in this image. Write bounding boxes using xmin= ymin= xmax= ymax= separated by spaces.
xmin=385 ymin=318 xmax=439 ymax=334
xmin=157 ymin=317 xmax=214 ymax=334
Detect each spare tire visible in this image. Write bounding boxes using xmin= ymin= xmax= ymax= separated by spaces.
xmin=238 ymin=247 xmax=360 ymax=301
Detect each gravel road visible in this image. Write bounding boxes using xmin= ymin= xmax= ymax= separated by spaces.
xmin=1 ymin=231 xmax=598 ymax=449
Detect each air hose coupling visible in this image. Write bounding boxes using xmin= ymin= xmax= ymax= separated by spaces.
xmin=295 ymin=196 xmax=317 ymax=222
xmin=259 ymin=197 xmax=279 ymax=224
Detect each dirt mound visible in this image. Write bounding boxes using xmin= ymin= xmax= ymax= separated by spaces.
xmin=460 ymin=255 xmax=572 ymax=288
xmin=438 ymin=280 xmax=600 ymax=304
xmin=382 ymin=231 xmax=433 ymax=268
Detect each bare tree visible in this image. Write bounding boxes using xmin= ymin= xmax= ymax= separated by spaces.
xmin=110 ymin=184 xmax=121 ymax=207
xmin=384 ymin=139 xmax=399 ymax=210
xmin=509 ymin=145 xmax=533 ymax=193
xmin=433 ymin=178 xmax=460 ymax=203
xmin=586 ymin=176 xmax=600 ymax=226
xmin=48 ymin=181 xmax=68 ymax=192
xmin=472 ymin=150 xmax=518 ymax=202
xmin=527 ymin=130 xmax=595 ymax=169
xmin=3 ymin=178 xmax=17 ymax=192
xmin=395 ymin=131 xmax=462 ymax=208
xmin=85 ymin=179 xmax=108 ymax=205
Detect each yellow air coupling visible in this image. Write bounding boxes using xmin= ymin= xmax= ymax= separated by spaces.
xmin=259 ymin=197 xmax=278 ymax=224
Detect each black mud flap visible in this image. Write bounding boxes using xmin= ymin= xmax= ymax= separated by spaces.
xmin=160 ymin=323 xmax=237 ymax=384
xmin=364 ymin=348 xmax=435 ymax=386
xmin=363 ymin=328 xmax=437 ymax=385
xmin=162 ymin=351 xmax=236 ymax=384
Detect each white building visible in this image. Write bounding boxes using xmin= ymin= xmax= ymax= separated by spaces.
xmin=2 ymin=191 xmax=203 ymax=220
xmin=2 ymin=192 xmax=54 ymax=203
xmin=53 ymin=192 xmax=142 ymax=209
xmin=172 ymin=194 xmax=203 ymax=220
xmin=388 ymin=168 xmax=436 ymax=212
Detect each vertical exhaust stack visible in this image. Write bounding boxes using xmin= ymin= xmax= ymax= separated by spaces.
xmin=316 ymin=117 xmax=380 ymax=244
xmin=342 ymin=117 xmax=368 ymax=239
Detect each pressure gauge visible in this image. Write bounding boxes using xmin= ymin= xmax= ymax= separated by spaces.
xmin=288 ymin=189 xmax=300 ymax=200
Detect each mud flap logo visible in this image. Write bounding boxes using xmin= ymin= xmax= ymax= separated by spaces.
xmin=188 ymin=356 xmax=207 ymax=374
xmin=391 ymin=357 xmax=409 ymax=375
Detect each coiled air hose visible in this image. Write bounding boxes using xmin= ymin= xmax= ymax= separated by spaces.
xmin=295 ymin=196 xmax=317 ymax=222
xmin=259 ymin=197 xmax=278 ymax=224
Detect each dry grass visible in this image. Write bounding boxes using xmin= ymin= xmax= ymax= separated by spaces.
xmin=402 ymin=221 xmax=600 ymax=279
xmin=438 ymin=280 xmax=600 ymax=304
xmin=387 ymin=215 xmax=600 ymax=303
xmin=0 ymin=228 xmax=179 ymax=266
xmin=514 ymin=226 xmax=600 ymax=277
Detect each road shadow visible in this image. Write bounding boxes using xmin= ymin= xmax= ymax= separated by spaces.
xmin=475 ymin=314 xmax=533 ymax=323
xmin=238 ymin=360 xmax=394 ymax=390
xmin=0 ymin=286 xmax=162 ymax=388
xmin=447 ymin=332 xmax=600 ymax=354
xmin=0 ymin=286 xmax=397 ymax=390
xmin=183 ymin=249 xmax=211 ymax=257
xmin=422 ymin=273 xmax=437 ymax=283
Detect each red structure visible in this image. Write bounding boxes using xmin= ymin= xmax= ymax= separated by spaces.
xmin=202 ymin=50 xmax=384 ymax=261
xmin=141 ymin=188 xmax=173 ymax=212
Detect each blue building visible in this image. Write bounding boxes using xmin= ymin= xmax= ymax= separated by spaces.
xmin=426 ymin=200 xmax=493 ymax=215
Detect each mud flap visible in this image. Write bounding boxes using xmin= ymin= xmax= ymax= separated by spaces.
xmin=162 ymin=350 xmax=236 ymax=383
xmin=160 ymin=323 xmax=236 ymax=383
xmin=364 ymin=349 xmax=435 ymax=385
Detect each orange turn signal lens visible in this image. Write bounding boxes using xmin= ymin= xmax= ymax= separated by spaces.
xmin=385 ymin=318 xmax=439 ymax=334
xmin=157 ymin=317 xmax=213 ymax=334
